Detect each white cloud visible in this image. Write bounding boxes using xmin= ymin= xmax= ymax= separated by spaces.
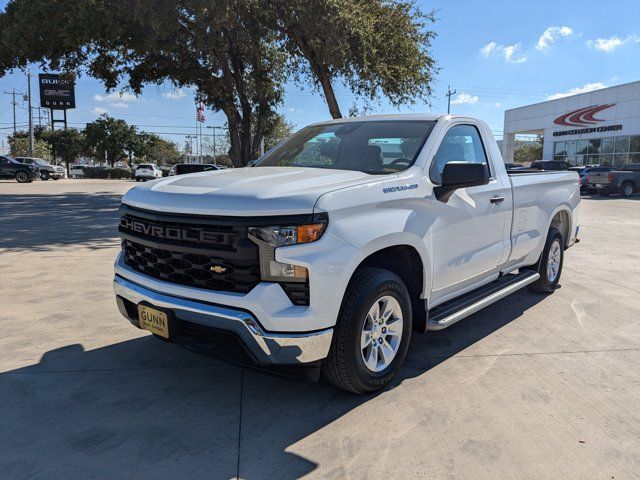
xmin=110 ymin=102 xmax=129 ymax=109
xmin=93 ymin=92 xmax=137 ymax=103
xmin=546 ymin=82 xmax=606 ymax=100
xmin=451 ymin=93 xmax=479 ymax=105
xmin=287 ymin=107 xmax=304 ymax=114
xmin=587 ymin=35 xmax=637 ymax=52
xmin=536 ymin=26 xmax=574 ymax=50
xmin=480 ymin=42 xmax=497 ymax=57
xmin=92 ymin=106 xmax=109 ymax=115
xmin=480 ymin=42 xmax=526 ymax=63
xmin=162 ymin=88 xmax=187 ymax=100
xmin=494 ymin=102 xmax=502 ymax=108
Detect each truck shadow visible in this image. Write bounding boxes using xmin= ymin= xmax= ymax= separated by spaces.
xmin=0 ymin=193 xmax=123 ymax=252
xmin=1 ymin=290 xmax=546 ymax=479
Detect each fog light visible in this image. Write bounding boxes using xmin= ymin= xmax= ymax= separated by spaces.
xmin=269 ymin=260 xmax=308 ymax=281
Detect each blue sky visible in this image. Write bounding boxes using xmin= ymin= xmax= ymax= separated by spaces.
xmin=1 ymin=0 xmax=639 ymax=153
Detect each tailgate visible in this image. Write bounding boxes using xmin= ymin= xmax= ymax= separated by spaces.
xmin=588 ymin=172 xmax=610 ymax=185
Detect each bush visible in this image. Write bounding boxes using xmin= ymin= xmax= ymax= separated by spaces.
xmin=82 ymin=166 xmax=133 ymax=179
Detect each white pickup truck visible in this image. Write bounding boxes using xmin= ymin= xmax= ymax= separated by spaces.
xmin=114 ymin=114 xmax=580 ymax=393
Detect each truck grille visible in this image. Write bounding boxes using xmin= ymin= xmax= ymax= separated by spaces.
xmin=119 ymin=206 xmax=261 ymax=294
xmin=118 ymin=205 xmax=310 ymax=305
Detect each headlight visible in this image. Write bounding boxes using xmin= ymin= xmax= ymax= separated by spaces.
xmin=248 ymin=222 xmax=326 ymax=247
xmin=248 ymin=214 xmax=328 ymax=283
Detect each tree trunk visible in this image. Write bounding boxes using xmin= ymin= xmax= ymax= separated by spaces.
xmin=316 ymin=67 xmax=342 ymax=119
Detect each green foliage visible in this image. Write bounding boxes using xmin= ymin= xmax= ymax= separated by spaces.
xmin=40 ymin=128 xmax=85 ymax=168
xmin=83 ymin=115 xmax=136 ymax=166
xmin=276 ymin=0 xmax=437 ymax=118
xmin=0 ymin=0 xmax=437 ymax=167
xmin=143 ymin=134 xmax=181 ymax=166
xmin=514 ymin=139 xmax=544 ymax=164
xmin=8 ymin=132 xmax=53 ymax=159
xmin=263 ymin=114 xmax=295 ymax=151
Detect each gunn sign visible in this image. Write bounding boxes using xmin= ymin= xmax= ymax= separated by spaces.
xmin=38 ymin=74 xmax=76 ymax=110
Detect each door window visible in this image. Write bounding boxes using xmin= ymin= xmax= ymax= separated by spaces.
xmin=430 ymin=124 xmax=490 ymax=184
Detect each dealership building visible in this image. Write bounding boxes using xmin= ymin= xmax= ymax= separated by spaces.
xmin=502 ymin=80 xmax=640 ymax=166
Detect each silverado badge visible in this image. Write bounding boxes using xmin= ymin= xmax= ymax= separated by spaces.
xmin=210 ymin=265 xmax=227 ymax=274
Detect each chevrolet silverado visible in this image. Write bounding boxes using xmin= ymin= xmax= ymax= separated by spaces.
xmin=113 ymin=114 xmax=580 ymax=393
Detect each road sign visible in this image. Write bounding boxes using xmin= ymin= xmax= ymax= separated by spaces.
xmin=39 ymin=73 xmax=75 ymax=110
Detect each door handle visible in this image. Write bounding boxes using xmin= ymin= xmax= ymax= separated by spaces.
xmin=490 ymin=195 xmax=505 ymax=204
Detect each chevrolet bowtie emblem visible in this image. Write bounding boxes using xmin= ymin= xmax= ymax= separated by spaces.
xmin=210 ymin=265 xmax=227 ymax=274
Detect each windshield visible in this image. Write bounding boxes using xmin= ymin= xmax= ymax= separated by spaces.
xmin=255 ymin=120 xmax=436 ymax=174
xmin=137 ymin=164 xmax=152 ymax=169
xmin=34 ymin=159 xmax=49 ymax=166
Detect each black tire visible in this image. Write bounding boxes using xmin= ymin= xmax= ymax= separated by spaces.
xmin=52 ymin=177 xmax=59 ymax=181
xmin=528 ymin=227 xmax=564 ymax=294
xmin=40 ymin=171 xmax=50 ymax=181
xmin=322 ymin=267 xmax=412 ymax=394
xmin=15 ymin=170 xmax=30 ymax=183
xmin=621 ymin=182 xmax=634 ymax=198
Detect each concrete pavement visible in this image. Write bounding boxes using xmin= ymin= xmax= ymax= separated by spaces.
xmin=0 ymin=179 xmax=639 ymax=479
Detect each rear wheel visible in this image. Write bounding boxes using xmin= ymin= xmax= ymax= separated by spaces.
xmin=323 ymin=267 xmax=412 ymax=394
xmin=528 ymin=227 xmax=564 ymax=294
xmin=621 ymin=182 xmax=634 ymax=198
xmin=15 ymin=170 xmax=30 ymax=183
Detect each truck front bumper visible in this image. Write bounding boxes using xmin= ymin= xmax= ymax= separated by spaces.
xmin=113 ymin=275 xmax=333 ymax=366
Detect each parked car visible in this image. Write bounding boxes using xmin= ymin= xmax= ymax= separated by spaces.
xmin=15 ymin=157 xmax=65 ymax=180
xmin=588 ymin=163 xmax=640 ymax=197
xmin=135 ymin=164 xmax=163 ymax=181
xmin=0 ymin=155 xmax=38 ymax=183
xmin=114 ymin=114 xmax=580 ymax=394
xmin=69 ymin=165 xmax=86 ymax=178
xmin=530 ymin=160 xmax=570 ymax=171
xmin=168 ymin=163 xmax=221 ymax=176
xmin=504 ymin=162 xmax=525 ymax=170
xmin=569 ymin=166 xmax=590 ymax=193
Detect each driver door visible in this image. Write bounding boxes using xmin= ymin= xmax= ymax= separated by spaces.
xmin=428 ymin=123 xmax=512 ymax=304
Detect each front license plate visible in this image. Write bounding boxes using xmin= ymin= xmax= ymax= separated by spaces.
xmin=138 ymin=304 xmax=170 ymax=339
xmin=595 ymin=184 xmax=603 ymax=188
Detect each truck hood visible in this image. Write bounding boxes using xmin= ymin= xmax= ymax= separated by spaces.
xmin=122 ymin=166 xmax=375 ymax=216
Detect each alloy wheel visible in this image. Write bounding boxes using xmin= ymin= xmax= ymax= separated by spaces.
xmin=360 ymin=295 xmax=403 ymax=372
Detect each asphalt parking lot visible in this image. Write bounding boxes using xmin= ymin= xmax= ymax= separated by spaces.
xmin=1 ymin=178 xmax=639 ymax=479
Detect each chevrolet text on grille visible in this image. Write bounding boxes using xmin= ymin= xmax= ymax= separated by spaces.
xmin=121 ymin=218 xmax=221 ymax=243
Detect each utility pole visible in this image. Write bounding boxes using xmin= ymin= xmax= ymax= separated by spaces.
xmin=27 ymin=72 xmax=34 ymax=156
xmin=446 ymin=85 xmax=457 ymax=115
xmin=3 ymin=89 xmax=21 ymax=135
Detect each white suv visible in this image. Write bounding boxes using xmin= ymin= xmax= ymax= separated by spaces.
xmin=135 ymin=164 xmax=163 ymax=181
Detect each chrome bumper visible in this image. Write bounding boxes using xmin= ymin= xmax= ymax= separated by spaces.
xmin=113 ymin=275 xmax=333 ymax=365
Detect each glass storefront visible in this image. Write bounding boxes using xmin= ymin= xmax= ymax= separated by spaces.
xmin=554 ymin=135 xmax=640 ymax=167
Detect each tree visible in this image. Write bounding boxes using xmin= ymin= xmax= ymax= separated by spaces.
xmin=274 ymin=0 xmax=437 ymax=118
xmin=40 ymin=128 xmax=85 ymax=174
xmin=83 ymin=115 xmax=134 ymax=166
xmin=263 ymin=114 xmax=295 ymax=151
xmin=0 ymin=0 xmax=437 ymax=166
xmin=514 ymin=137 xmax=544 ymax=165
xmin=143 ymin=135 xmax=181 ymax=166
xmin=8 ymin=131 xmax=52 ymax=159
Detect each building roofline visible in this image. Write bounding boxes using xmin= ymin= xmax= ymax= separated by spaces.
xmin=504 ymin=80 xmax=640 ymax=112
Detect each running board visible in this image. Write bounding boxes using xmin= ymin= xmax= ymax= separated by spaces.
xmin=426 ymin=271 xmax=540 ymax=331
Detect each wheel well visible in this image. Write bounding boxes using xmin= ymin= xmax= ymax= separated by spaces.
xmin=357 ymin=245 xmax=427 ymax=333
xmin=550 ymin=210 xmax=570 ymax=247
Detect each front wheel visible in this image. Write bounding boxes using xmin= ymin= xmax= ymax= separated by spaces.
xmin=15 ymin=170 xmax=30 ymax=183
xmin=40 ymin=171 xmax=50 ymax=181
xmin=528 ymin=227 xmax=564 ymax=293
xmin=323 ymin=268 xmax=412 ymax=394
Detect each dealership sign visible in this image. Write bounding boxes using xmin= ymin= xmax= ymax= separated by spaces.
xmin=38 ymin=73 xmax=76 ymax=110
xmin=553 ymin=104 xmax=622 ymax=137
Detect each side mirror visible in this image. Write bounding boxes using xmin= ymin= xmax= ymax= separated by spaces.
xmin=434 ymin=162 xmax=490 ymax=202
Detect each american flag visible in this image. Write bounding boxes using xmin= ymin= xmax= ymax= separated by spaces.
xmin=196 ymin=103 xmax=206 ymax=123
